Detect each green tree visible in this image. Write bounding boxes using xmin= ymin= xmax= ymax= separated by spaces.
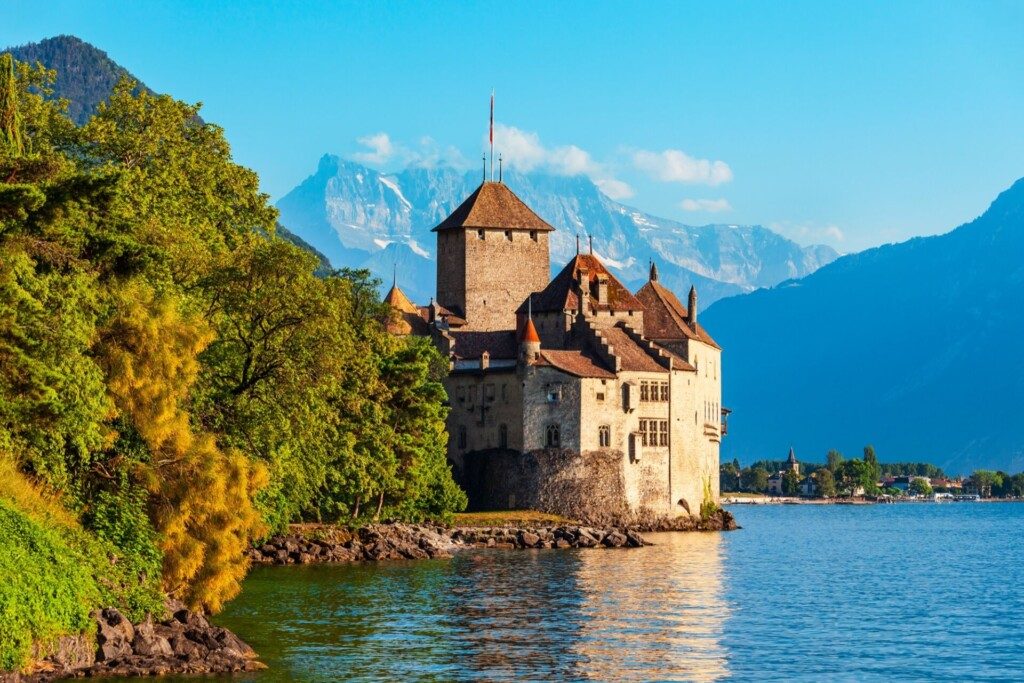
xmin=863 ymin=445 xmax=881 ymax=491
xmin=909 ymin=478 xmax=933 ymax=497
xmin=968 ymin=470 xmax=1002 ymax=498
xmin=782 ymin=469 xmax=801 ymax=496
xmin=815 ymin=468 xmax=837 ymax=498
xmin=744 ymin=466 xmax=770 ymax=493
xmin=826 ymin=449 xmax=844 ymax=473
xmin=720 ymin=460 xmax=741 ymax=493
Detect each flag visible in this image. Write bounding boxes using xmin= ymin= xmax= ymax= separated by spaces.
xmin=489 ymin=90 xmax=494 ymax=144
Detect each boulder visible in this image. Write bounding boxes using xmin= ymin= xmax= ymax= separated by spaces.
xmin=519 ymin=531 xmax=541 ymax=548
xmin=603 ymin=531 xmax=627 ymax=548
xmin=132 ymin=620 xmax=174 ymax=657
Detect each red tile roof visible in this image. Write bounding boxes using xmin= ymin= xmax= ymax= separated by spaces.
xmin=432 ymin=181 xmax=555 ymax=232
xmin=634 ymin=279 xmax=720 ymax=349
xmin=599 ymin=326 xmax=669 ymax=373
xmin=537 ymin=349 xmax=617 ymax=379
xmin=383 ymin=284 xmax=417 ymax=314
xmin=521 ymin=317 xmax=541 ymax=343
xmin=521 ymin=253 xmax=645 ymax=315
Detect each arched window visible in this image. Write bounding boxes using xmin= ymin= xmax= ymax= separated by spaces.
xmin=458 ymin=426 xmax=467 ymax=450
xmin=598 ymin=425 xmax=611 ymax=448
xmin=499 ymin=424 xmax=508 ymax=449
xmin=546 ymin=424 xmax=561 ymax=448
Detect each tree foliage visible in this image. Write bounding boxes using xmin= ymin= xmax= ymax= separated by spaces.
xmin=0 ymin=55 xmax=464 ymax=621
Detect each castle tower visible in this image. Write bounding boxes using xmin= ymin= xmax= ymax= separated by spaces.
xmin=432 ymin=181 xmax=554 ymax=331
xmin=787 ymin=447 xmax=800 ymax=475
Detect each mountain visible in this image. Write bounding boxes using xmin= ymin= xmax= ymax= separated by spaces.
xmin=704 ymin=178 xmax=1024 ymax=474
xmin=277 ymin=155 xmax=839 ymax=304
xmin=6 ymin=35 xmax=152 ymax=125
xmin=5 ymin=36 xmax=324 ymax=271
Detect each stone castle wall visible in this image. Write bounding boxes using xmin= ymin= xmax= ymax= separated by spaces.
xmin=437 ymin=227 xmax=549 ymax=331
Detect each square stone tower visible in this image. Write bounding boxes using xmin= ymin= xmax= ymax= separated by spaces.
xmin=433 ymin=181 xmax=554 ymax=331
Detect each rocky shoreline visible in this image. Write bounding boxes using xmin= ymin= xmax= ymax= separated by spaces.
xmin=248 ymin=522 xmax=646 ymax=565
xmin=6 ymin=511 xmax=736 ymax=680
xmin=5 ymin=602 xmax=262 ymax=682
xmin=248 ymin=510 xmax=737 ymax=566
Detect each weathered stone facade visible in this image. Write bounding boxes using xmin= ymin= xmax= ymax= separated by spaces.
xmin=390 ymin=180 xmax=725 ymax=522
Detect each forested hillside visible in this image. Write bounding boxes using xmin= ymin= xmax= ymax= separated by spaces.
xmin=705 ymin=178 xmax=1024 ymax=473
xmin=0 ymin=53 xmax=462 ymax=669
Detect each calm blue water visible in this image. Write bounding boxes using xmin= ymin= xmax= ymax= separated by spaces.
xmin=216 ymin=504 xmax=1024 ymax=682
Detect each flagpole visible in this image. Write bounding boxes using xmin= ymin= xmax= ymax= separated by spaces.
xmin=489 ymin=90 xmax=494 ymax=181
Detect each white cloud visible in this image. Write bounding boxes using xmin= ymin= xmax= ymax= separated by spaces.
xmin=824 ymin=225 xmax=845 ymax=242
xmin=680 ymin=198 xmax=732 ymax=213
xmin=490 ymin=124 xmax=633 ymax=199
xmin=353 ymin=132 xmax=395 ymax=165
xmin=769 ymin=221 xmax=846 ymax=246
xmin=353 ymin=133 xmax=470 ymax=170
xmin=632 ymin=148 xmax=733 ymax=186
xmin=595 ymin=178 xmax=635 ymax=200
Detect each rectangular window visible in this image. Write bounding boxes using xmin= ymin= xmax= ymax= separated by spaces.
xmin=456 ymin=386 xmax=466 ymax=403
xmin=596 ymin=392 xmax=605 ymax=402
xmin=501 ymin=384 xmax=508 ymax=402
xmin=530 ymin=230 xmax=538 ymax=241
xmin=639 ymin=419 xmax=649 ymax=447
xmin=660 ymin=382 xmax=669 ymax=402
xmin=598 ymin=425 xmax=611 ymax=448
xmin=546 ymin=385 xmax=561 ymax=403
xmin=477 ymin=229 xmax=485 ymax=240
xmin=640 ymin=381 xmax=650 ymax=402
xmin=504 ymin=230 xmax=512 ymax=241
xmin=484 ymin=384 xmax=496 ymax=402
xmin=659 ymin=420 xmax=669 ymax=446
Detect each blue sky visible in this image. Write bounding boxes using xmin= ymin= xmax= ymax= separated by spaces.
xmin=6 ymin=1 xmax=1024 ymax=251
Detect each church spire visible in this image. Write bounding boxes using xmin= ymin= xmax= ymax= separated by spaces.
xmin=649 ymin=260 xmax=659 ymax=282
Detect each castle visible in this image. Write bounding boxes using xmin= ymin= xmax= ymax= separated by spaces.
xmin=385 ymin=180 xmax=726 ymax=522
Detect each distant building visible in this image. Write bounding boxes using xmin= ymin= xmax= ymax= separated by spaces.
xmin=767 ymin=448 xmax=799 ymax=496
xmin=799 ymin=476 xmax=818 ymax=497
xmin=385 ymin=179 xmax=726 ymax=522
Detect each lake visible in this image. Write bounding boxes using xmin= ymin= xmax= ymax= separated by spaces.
xmin=213 ymin=503 xmax=1024 ymax=681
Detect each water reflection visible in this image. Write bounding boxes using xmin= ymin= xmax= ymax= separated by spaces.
xmin=209 ymin=505 xmax=1024 ymax=682
xmin=571 ymin=532 xmax=729 ymax=682
xmin=215 ymin=533 xmax=729 ymax=682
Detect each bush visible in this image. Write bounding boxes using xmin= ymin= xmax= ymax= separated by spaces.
xmin=0 ymin=499 xmax=100 ymax=671
xmin=0 ymin=461 xmax=164 ymax=672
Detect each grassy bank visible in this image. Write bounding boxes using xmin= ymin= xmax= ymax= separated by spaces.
xmin=0 ymin=463 xmax=163 ymax=672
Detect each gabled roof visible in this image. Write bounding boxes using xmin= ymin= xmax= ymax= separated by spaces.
xmin=598 ymin=326 xmax=669 ymax=374
xmin=536 ymin=349 xmax=617 ymax=379
xmin=634 ymin=279 xmax=720 ymax=349
xmin=521 ymin=253 xmax=645 ymax=315
xmin=432 ymin=181 xmax=555 ymax=232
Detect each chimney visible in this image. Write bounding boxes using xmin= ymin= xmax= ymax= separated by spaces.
xmin=576 ymin=265 xmax=590 ymax=315
xmin=687 ymin=286 xmax=698 ymax=329
xmin=480 ymin=350 xmax=490 ymax=370
xmin=595 ymin=273 xmax=609 ymax=305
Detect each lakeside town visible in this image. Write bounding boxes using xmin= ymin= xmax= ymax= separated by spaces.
xmin=721 ymin=447 xmax=1023 ymax=504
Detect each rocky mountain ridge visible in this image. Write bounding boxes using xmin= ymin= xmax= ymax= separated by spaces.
xmin=276 ymin=155 xmax=839 ymax=304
